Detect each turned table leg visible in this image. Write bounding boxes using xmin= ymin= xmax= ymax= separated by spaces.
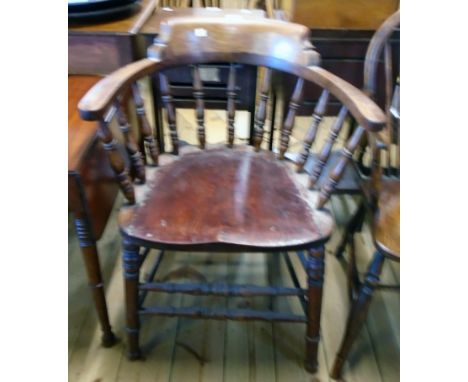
xmin=305 ymin=245 xmax=325 ymax=373
xmin=74 ymin=216 xmax=117 ymax=347
xmin=123 ymin=239 xmax=142 ymax=360
xmin=331 ymin=251 xmax=385 ymax=380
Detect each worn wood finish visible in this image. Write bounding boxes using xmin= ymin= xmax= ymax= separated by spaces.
xmin=68 ymin=76 xmax=118 ymax=347
xmin=77 ymin=18 xmax=387 ymax=373
xmin=120 ymin=149 xmax=333 ymax=250
xmin=253 ymin=68 xmax=272 ymax=151
xmin=330 ymin=11 xmax=400 ymax=379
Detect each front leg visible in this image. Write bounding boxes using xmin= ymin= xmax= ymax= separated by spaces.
xmin=305 ymin=245 xmax=325 ymax=373
xmin=123 ymin=239 xmax=142 ymax=360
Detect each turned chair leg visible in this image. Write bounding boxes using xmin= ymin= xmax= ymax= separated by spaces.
xmin=74 ymin=217 xmax=117 ymax=347
xmin=123 ymin=239 xmax=142 ymax=360
xmin=334 ymin=200 xmax=366 ymax=259
xmin=330 ymin=251 xmax=385 ymax=380
xmin=305 ymin=245 xmax=325 ymax=373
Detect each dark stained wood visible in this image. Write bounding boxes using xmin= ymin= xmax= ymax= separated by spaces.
xmin=68 ymin=75 xmax=118 ymax=347
xmin=226 ymin=63 xmax=237 ymax=148
xmin=308 ymin=105 xmax=348 ymax=188
xmin=120 ymin=149 xmax=333 ymax=250
xmin=296 ymin=89 xmax=329 ymax=172
xmin=76 ymin=18 xmax=388 ymax=373
xmin=131 ymin=83 xmax=160 ymax=165
xmin=330 ymin=11 xmax=400 ymax=379
xmin=159 ymin=73 xmax=179 ymax=154
xmin=192 ymin=65 xmax=206 ymax=148
xmin=279 ymin=78 xmax=304 ymax=159
xmin=253 ymin=68 xmax=272 ymax=150
xmin=115 ymin=102 xmax=146 ymax=182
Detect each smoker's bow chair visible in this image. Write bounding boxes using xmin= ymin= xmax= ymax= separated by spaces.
xmin=78 ymin=17 xmax=386 ymax=373
xmin=328 ymin=10 xmax=400 ymax=380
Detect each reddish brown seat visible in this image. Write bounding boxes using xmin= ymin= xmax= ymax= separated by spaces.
xmin=119 ymin=148 xmax=333 ymax=250
xmin=78 ymin=15 xmax=386 ymax=374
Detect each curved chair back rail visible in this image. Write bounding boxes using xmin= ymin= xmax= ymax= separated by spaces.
xmin=78 ymin=17 xmax=386 ymax=208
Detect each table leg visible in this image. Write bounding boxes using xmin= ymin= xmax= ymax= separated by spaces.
xmin=73 ymin=214 xmax=117 ymax=347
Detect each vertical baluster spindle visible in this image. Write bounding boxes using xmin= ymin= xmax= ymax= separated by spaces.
xmin=253 ymin=68 xmax=272 ymax=151
xmin=98 ymin=107 xmax=135 ymax=204
xmin=192 ymin=65 xmax=206 ymax=149
xmin=296 ymin=90 xmax=330 ymax=172
xmin=226 ymin=64 xmax=237 ymax=148
xmin=316 ymin=126 xmax=366 ymax=208
xmin=308 ymin=106 xmax=348 ymax=188
xmin=131 ymin=83 xmax=159 ymax=166
xmin=279 ymin=78 xmax=304 ymax=159
xmin=115 ymin=102 xmax=146 ymax=183
xmin=159 ymin=73 xmax=179 ymax=155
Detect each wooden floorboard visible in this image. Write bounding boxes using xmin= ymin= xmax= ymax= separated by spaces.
xmin=69 ymin=115 xmax=399 ymax=382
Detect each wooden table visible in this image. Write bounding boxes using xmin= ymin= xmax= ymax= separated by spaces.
xmin=68 ymin=76 xmax=119 ymax=346
xmin=68 ymin=0 xmax=158 ymax=75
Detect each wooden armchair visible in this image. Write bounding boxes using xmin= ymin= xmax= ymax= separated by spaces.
xmin=328 ymin=10 xmax=400 ymax=380
xmin=78 ymin=17 xmax=386 ymax=373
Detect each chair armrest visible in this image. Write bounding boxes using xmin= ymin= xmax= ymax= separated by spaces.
xmin=306 ymin=66 xmax=386 ymax=132
xmin=78 ymin=58 xmax=159 ymax=121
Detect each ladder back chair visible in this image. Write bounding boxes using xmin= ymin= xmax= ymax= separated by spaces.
xmin=329 ymin=10 xmax=400 ymax=380
xmin=78 ymin=17 xmax=386 ymax=373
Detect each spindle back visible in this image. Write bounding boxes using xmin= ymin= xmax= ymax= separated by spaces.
xmin=79 ymin=18 xmax=386 ymax=209
xmin=313 ymin=10 xmax=400 ymax=207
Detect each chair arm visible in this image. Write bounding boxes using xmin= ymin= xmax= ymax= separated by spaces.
xmin=305 ymin=66 xmax=386 ymax=132
xmin=78 ymin=58 xmax=159 ymax=121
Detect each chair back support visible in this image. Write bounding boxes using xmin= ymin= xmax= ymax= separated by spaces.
xmin=317 ymin=10 xmax=400 ymax=206
xmin=79 ymin=18 xmax=386 ymax=208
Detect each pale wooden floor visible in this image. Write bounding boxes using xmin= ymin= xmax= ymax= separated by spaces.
xmin=69 ymin=108 xmax=399 ymax=382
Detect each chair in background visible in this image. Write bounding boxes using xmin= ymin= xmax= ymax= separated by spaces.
xmin=325 ymin=10 xmax=400 ymax=380
xmin=78 ymin=17 xmax=386 ymax=373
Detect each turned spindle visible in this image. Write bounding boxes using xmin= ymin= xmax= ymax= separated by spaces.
xmin=308 ymin=106 xmax=348 ymax=189
xmin=279 ymin=78 xmax=304 ymax=159
xmin=97 ymin=110 xmax=135 ymax=204
xmin=296 ymin=90 xmax=329 ymax=172
xmin=115 ymin=102 xmax=146 ymax=183
xmin=192 ymin=65 xmax=206 ymax=149
xmin=253 ymin=68 xmax=272 ymax=151
xmin=316 ymin=126 xmax=366 ymax=208
xmin=226 ymin=64 xmax=237 ymax=148
xmin=159 ymin=73 xmax=179 ymax=155
xmin=131 ymin=83 xmax=159 ymax=166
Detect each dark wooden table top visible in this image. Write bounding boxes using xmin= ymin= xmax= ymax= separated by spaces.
xmin=68 ymin=76 xmax=102 ymax=172
xmin=140 ymin=7 xmax=266 ymax=35
xmin=69 ymin=0 xmax=157 ymax=34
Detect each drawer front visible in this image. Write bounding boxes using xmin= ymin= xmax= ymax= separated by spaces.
xmin=68 ymin=34 xmax=134 ymax=75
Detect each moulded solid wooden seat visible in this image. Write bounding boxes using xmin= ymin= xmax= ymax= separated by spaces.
xmin=374 ymin=179 xmax=399 ymax=259
xmin=119 ymin=148 xmax=334 ymax=251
